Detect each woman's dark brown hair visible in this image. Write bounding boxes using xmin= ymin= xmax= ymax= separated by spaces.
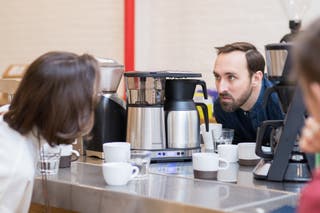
xmin=215 ymin=42 xmax=265 ymax=77
xmin=3 ymin=51 xmax=100 ymax=146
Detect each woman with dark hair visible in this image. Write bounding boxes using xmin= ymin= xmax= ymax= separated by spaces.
xmin=0 ymin=51 xmax=100 ymax=212
xmin=294 ymin=17 xmax=320 ymax=213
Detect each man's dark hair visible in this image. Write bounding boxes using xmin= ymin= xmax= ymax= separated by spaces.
xmin=215 ymin=42 xmax=265 ymax=77
xmin=4 ymin=51 xmax=100 ymax=146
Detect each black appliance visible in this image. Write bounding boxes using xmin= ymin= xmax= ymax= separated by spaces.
xmin=253 ymin=43 xmax=314 ymax=182
xmin=84 ymin=58 xmax=126 ymax=158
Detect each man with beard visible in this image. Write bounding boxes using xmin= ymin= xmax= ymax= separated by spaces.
xmin=213 ymin=42 xmax=284 ymax=144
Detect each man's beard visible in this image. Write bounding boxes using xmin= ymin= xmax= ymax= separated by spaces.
xmin=219 ymin=86 xmax=253 ymax=112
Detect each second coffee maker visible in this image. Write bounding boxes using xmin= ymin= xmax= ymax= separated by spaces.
xmin=125 ymin=71 xmax=209 ymax=162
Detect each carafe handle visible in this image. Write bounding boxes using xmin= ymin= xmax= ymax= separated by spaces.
xmin=255 ymin=120 xmax=284 ymax=159
xmin=195 ymin=80 xmax=208 ymax=99
xmin=195 ymin=102 xmax=209 ymax=132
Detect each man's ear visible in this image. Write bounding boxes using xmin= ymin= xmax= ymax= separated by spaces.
xmin=309 ymin=82 xmax=320 ymax=106
xmin=251 ymin=71 xmax=263 ymax=87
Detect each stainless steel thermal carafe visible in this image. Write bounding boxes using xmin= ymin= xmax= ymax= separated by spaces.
xmin=164 ymin=79 xmax=209 ymax=149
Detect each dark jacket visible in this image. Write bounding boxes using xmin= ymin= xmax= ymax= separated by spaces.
xmin=214 ymin=77 xmax=284 ymax=144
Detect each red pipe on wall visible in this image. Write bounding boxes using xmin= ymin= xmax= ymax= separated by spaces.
xmin=124 ymin=0 xmax=135 ymax=72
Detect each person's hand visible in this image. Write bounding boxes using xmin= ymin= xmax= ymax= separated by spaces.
xmin=300 ymin=117 xmax=320 ymax=153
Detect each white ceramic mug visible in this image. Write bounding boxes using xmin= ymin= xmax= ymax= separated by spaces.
xmin=192 ymin=152 xmax=229 ymax=180
xmin=59 ymin=144 xmax=80 ymax=168
xmin=103 ymin=142 xmax=130 ymax=162
xmin=217 ymin=162 xmax=239 ymax=182
xmin=102 ymin=162 xmax=139 ymax=186
xmin=218 ymin=144 xmax=238 ymax=163
xmin=238 ymin=142 xmax=260 ymax=166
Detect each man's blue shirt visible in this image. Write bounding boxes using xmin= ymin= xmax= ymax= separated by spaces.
xmin=214 ymin=77 xmax=284 ymax=144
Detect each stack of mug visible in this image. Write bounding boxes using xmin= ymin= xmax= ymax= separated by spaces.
xmin=196 ymin=123 xmax=260 ymax=183
xmin=102 ymin=142 xmax=152 ymax=186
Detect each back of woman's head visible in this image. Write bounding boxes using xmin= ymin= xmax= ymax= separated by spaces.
xmin=4 ymin=51 xmax=100 ymax=146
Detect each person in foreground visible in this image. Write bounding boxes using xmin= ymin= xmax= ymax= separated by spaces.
xmin=294 ymin=18 xmax=320 ymax=213
xmin=213 ymin=42 xmax=284 ymax=143
xmin=0 ymin=51 xmax=100 ymax=213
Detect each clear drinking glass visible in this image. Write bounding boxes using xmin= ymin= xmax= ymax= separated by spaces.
xmin=130 ymin=150 xmax=152 ymax=178
xmin=213 ymin=128 xmax=234 ymax=152
xmin=37 ymin=144 xmax=61 ymax=175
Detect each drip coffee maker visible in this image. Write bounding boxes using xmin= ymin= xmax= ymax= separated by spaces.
xmin=253 ymin=43 xmax=314 ymax=182
xmin=124 ymin=71 xmax=209 ymax=162
xmin=84 ymin=58 xmax=127 ymax=158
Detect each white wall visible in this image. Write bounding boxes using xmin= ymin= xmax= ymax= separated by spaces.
xmin=0 ymin=0 xmax=123 ymax=73
xmin=135 ymin=0 xmax=320 ymax=89
xmin=1 ymin=0 xmax=319 ymax=91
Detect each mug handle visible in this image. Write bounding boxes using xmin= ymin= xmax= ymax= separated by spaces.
xmin=71 ymin=150 xmax=80 ymax=162
xmin=130 ymin=166 xmax=140 ymax=179
xmin=218 ymin=158 xmax=229 ymax=170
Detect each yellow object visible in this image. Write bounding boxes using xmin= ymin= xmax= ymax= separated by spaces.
xmin=194 ymin=92 xmax=214 ymax=123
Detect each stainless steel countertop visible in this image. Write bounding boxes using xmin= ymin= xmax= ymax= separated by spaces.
xmin=150 ymin=161 xmax=306 ymax=193
xmin=32 ymin=157 xmax=303 ymax=213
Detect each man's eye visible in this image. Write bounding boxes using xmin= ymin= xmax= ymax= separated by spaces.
xmin=228 ymin=75 xmax=236 ymax=80
xmin=214 ymin=75 xmax=221 ymax=80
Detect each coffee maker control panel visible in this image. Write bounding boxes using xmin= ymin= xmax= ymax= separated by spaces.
xmin=139 ymin=148 xmax=200 ymax=163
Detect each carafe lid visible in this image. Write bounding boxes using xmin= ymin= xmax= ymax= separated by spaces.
xmin=124 ymin=71 xmax=201 ymax=78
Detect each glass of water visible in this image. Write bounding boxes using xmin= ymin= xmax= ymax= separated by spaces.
xmin=130 ymin=150 xmax=151 ymax=179
xmin=213 ymin=128 xmax=234 ymax=152
xmin=37 ymin=143 xmax=61 ymax=175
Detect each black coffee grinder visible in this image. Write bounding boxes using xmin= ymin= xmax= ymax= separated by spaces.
xmin=84 ymin=58 xmax=127 ymax=158
xmin=280 ymin=0 xmax=311 ymax=42
xmin=253 ymin=43 xmax=314 ymax=182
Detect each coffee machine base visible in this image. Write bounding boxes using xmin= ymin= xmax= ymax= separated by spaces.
xmin=253 ymin=159 xmax=312 ymax=182
xmin=132 ymin=147 xmax=201 ymax=163
xmin=253 ymin=159 xmax=272 ymax=180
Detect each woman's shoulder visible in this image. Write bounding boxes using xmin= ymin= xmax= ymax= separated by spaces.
xmin=0 ymin=114 xmax=24 ymax=147
xmin=0 ymin=113 xmax=39 ymax=169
